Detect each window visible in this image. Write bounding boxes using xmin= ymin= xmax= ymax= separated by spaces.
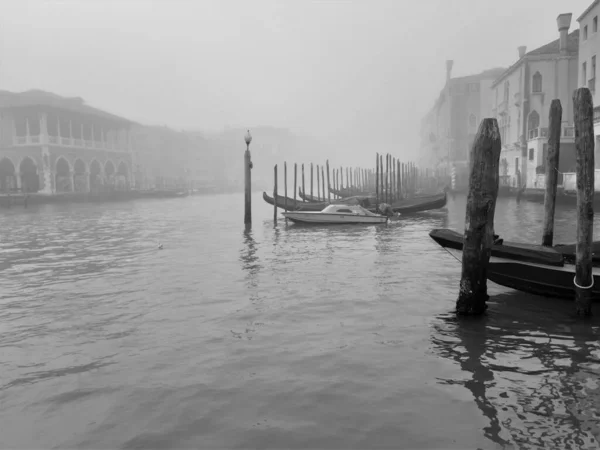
xmin=532 ymin=71 xmax=542 ymax=92
xmin=515 ymin=157 xmax=520 ymax=173
xmin=585 ymin=25 xmax=588 ymax=40
xmin=504 ymin=81 xmax=510 ymax=103
xmin=528 ymin=148 xmax=535 ymax=161
xmin=336 ymin=209 xmax=353 ymax=213
xmin=594 ymin=16 xmax=598 ymax=32
xmin=583 ymin=61 xmax=587 ymax=86
xmin=593 ymin=55 xmax=597 ymax=79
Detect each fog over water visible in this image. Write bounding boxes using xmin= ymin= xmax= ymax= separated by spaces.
xmin=0 ymin=0 xmax=592 ymax=166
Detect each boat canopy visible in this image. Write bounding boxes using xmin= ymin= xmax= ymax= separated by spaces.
xmin=321 ymin=204 xmax=381 ymax=216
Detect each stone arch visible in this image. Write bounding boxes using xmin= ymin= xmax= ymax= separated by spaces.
xmin=527 ymin=110 xmax=540 ymax=133
xmin=89 ymin=159 xmax=102 ymax=192
xmin=73 ymin=158 xmax=87 ymax=193
xmin=0 ymin=157 xmax=16 ymax=192
xmin=19 ymin=156 xmax=39 ymax=193
xmin=104 ymin=160 xmax=116 ymax=188
xmin=55 ymin=157 xmax=72 ymax=193
xmin=116 ymin=160 xmax=129 ymax=190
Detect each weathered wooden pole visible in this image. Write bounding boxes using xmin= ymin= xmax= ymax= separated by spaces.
xmin=310 ymin=163 xmax=314 ymax=200
xmin=244 ymin=130 xmax=253 ymax=225
xmin=302 ymin=163 xmax=306 ymax=202
xmin=376 ymin=153 xmax=380 ymax=205
xmin=317 ymin=164 xmax=321 ymax=201
xmin=573 ymin=87 xmax=595 ymax=316
xmin=542 ymin=99 xmax=562 ymax=247
xmin=284 ymin=161 xmax=288 ymax=212
xmin=392 ymin=157 xmax=396 ymax=202
xmin=321 ymin=166 xmax=326 ymax=202
xmin=350 ymin=168 xmax=354 ymax=196
xmin=397 ymin=159 xmax=401 ymax=199
xmin=346 ymin=167 xmax=349 ymax=192
xmin=386 ymin=154 xmax=390 ymax=203
xmin=456 ymin=118 xmax=502 ymax=315
xmin=326 ymin=160 xmax=331 ymax=203
xmin=379 ymin=154 xmax=384 ymax=202
xmin=293 ymin=163 xmax=298 ymax=210
xmin=273 ymin=164 xmax=278 ymax=224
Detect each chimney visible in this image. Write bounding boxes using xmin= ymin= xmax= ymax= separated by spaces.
xmin=557 ymin=13 xmax=572 ymax=54
xmin=446 ymin=60 xmax=454 ymax=81
xmin=518 ymin=46 xmax=527 ymax=59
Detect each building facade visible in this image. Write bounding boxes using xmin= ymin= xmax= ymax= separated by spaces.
xmin=490 ymin=14 xmax=579 ymax=190
xmin=419 ymin=62 xmax=505 ymax=187
xmin=0 ymin=90 xmax=135 ymax=194
xmin=577 ymin=0 xmax=600 ymax=169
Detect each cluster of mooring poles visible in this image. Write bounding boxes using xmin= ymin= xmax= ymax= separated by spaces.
xmin=458 ymin=87 xmax=595 ymax=317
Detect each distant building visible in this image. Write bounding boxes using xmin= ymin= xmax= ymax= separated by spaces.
xmin=0 ymin=89 xmax=136 ymax=194
xmin=577 ymin=1 xmax=600 ymax=166
xmin=419 ymin=63 xmax=505 ymax=187
xmin=490 ymin=14 xmax=579 ymax=190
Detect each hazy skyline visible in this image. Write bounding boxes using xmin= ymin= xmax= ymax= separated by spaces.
xmin=0 ymin=0 xmax=593 ymax=165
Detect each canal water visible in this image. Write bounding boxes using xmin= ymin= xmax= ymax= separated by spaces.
xmin=1 ymin=192 xmax=600 ymax=449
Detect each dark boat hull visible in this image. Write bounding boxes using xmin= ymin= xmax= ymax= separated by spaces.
xmin=429 ymin=228 xmax=600 ymax=300
xmin=262 ymin=192 xmax=328 ymax=211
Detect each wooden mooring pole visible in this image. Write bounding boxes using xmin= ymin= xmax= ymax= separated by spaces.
xmin=573 ymin=87 xmax=595 ymax=316
xmin=293 ymin=163 xmax=298 ymax=210
xmin=273 ymin=164 xmax=278 ymax=224
xmin=317 ymin=165 xmax=321 ymax=201
xmin=302 ymin=163 xmax=305 ymax=202
xmin=326 ymin=160 xmax=331 ymax=203
xmin=321 ymin=166 xmax=326 ymax=202
xmin=542 ymin=99 xmax=562 ymax=247
xmin=244 ymin=130 xmax=253 ymax=225
xmin=375 ymin=153 xmax=380 ymax=206
xmin=457 ymin=118 xmax=501 ymax=315
xmin=284 ymin=162 xmax=288 ymax=213
xmin=310 ymin=163 xmax=314 ymax=200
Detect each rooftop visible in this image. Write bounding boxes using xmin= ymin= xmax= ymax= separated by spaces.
xmin=491 ymin=29 xmax=579 ymax=87
xmin=577 ymin=0 xmax=599 ymax=22
xmin=0 ymin=89 xmax=135 ymax=125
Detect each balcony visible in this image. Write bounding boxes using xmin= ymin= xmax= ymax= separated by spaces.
xmin=528 ymin=127 xmax=548 ymax=140
xmin=13 ymin=134 xmax=130 ymax=152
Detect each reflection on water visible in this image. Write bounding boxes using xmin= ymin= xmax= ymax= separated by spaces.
xmin=2 ymin=192 xmax=600 ymax=449
xmin=431 ymin=292 xmax=600 ymax=448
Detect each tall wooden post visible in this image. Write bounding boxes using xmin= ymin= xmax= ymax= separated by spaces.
xmin=321 ymin=166 xmax=326 ymax=202
xmin=397 ymin=159 xmax=401 ymax=200
xmin=386 ymin=154 xmax=390 ymax=203
xmin=273 ymin=164 xmax=278 ymax=224
xmin=379 ymin=154 xmax=384 ymax=203
xmin=392 ymin=157 xmax=396 ymax=202
xmin=542 ymin=99 xmax=562 ymax=247
xmin=326 ymin=160 xmax=331 ymax=203
xmin=293 ymin=163 xmax=298 ymax=210
xmin=376 ymin=153 xmax=380 ymax=205
xmin=302 ymin=163 xmax=306 ymax=202
xmin=310 ymin=163 xmax=314 ymax=201
xmin=244 ymin=130 xmax=253 ymax=225
xmin=457 ymin=118 xmax=502 ymax=315
xmin=317 ymin=165 xmax=321 ymax=201
xmin=573 ymin=87 xmax=595 ymax=316
xmin=284 ymin=162 xmax=288 ymax=212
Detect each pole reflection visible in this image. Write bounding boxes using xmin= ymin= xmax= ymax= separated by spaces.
xmin=430 ymin=292 xmax=600 ymax=448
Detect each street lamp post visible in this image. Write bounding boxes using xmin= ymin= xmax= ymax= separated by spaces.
xmin=244 ymin=130 xmax=253 ymax=225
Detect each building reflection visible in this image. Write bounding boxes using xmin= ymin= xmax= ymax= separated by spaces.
xmin=430 ymin=292 xmax=600 ymax=448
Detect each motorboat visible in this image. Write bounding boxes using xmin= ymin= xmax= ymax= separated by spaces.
xmin=282 ymin=204 xmax=389 ymax=224
xmin=429 ymin=228 xmax=600 ymax=300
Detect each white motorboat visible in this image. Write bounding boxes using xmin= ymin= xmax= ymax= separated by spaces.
xmin=282 ymin=204 xmax=389 ymax=224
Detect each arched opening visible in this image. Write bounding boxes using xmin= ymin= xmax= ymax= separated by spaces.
xmin=105 ymin=160 xmax=115 ymax=189
xmin=0 ymin=158 xmax=16 ymax=192
xmin=532 ymin=72 xmax=542 ymax=93
xmin=20 ymin=157 xmax=39 ymax=193
xmin=73 ymin=159 xmax=87 ymax=192
xmin=55 ymin=157 xmax=72 ymax=193
xmin=89 ymin=160 xmax=102 ymax=192
xmin=527 ymin=110 xmax=540 ymax=137
xmin=116 ymin=161 xmax=129 ymax=191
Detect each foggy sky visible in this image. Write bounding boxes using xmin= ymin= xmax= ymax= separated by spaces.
xmin=0 ymin=0 xmax=593 ymax=166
